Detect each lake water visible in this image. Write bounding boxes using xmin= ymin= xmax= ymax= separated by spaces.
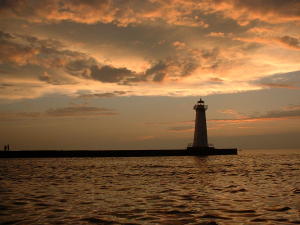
xmin=1 ymin=149 xmax=300 ymax=225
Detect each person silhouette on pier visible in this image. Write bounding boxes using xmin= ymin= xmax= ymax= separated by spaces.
xmin=3 ymin=144 xmax=10 ymax=151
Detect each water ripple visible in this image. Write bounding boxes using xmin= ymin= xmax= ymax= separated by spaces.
xmin=0 ymin=150 xmax=299 ymax=224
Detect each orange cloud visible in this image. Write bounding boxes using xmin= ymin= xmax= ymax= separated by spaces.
xmin=219 ymin=109 xmax=246 ymax=119
xmin=0 ymin=38 xmax=39 ymax=65
xmin=247 ymin=27 xmax=274 ymax=34
xmin=207 ymin=32 xmax=225 ymax=37
xmin=1 ymin=0 xmax=299 ymax=29
xmin=0 ymin=0 xmax=208 ymax=27
xmin=208 ymin=0 xmax=300 ymax=25
xmin=210 ymin=117 xmax=299 ymax=124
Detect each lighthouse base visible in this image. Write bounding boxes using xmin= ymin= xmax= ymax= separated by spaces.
xmin=187 ymin=146 xmax=237 ymax=155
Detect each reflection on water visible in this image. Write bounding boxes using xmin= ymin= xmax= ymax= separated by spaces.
xmin=0 ymin=149 xmax=300 ymax=224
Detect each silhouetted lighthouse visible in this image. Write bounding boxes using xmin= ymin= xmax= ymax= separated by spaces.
xmin=192 ymin=98 xmax=208 ymax=148
xmin=187 ymin=98 xmax=237 ymax=154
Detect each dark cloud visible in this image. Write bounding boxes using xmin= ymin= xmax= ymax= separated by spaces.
xmin=141 ymin=46 xmax=220 ymax=82
xmin=150 ymin=103 xmax=300 ymax=134
xmin=0 ymin=30 xmax=13 ymax=39
xmin=46 ymin=105 xmax=116 ymax=117
xmin=0 ymin=30 xmax=88 ymax=69
xmin=145 ymin=120 xmax=193 ymax=126
xmin=0 ymin=83 xmax=14 ymax=88
xmin=0 ymin=104 xmax=117 ymax=120
xmin=0 ymin=30 xmax=142 ymax=85
xmin=253 ymin=70 xmax=300 ymax=90
xmin=278 ymin=36 xmax=300 ymax=50
xmin=210 ymin=105 xmax=300 ymax=123
xmin=1 ymin=30 xmax=208 ymax=85
xmin=261 ymin=106 xmax=300 ymax=119
xmin=90 ymin=65 xmax=137 ymax=83
xmin=168 ymin=126 xmax=193 ymax=132
xmin=65 ymin=58 xmax=96 ymax=78
xmin=234 ymin=35 xmax=300 ymax=51
xmin=146 ymin=121 xmax=194 ymax=133
xmin=0 ymin=29 xmax=239 ymax=91
xmin=38 ymin=72 xmax=77 ymax=85
xmin=0 ymin=79 xmax=47 ymax=100
xmin=233 ymin=0 xmax=300 ymax=18
xmin=259 ymin=83 xmax=299 ymax=89
xmin=144 ymin=61 xmax=168 ymax=82
xmin=0 ymin=31 xmax=38 ymax=66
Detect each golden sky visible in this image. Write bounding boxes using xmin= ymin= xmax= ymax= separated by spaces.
xmin=0 ymin=0 xmax=299 ymax=149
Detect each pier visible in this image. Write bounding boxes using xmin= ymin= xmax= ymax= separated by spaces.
xmin=0 ymin=148 xmax=237 ymax=158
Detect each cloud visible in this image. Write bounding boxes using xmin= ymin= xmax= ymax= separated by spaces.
xmin=172 ymin=41 xmax=187 ymax=48
xmin=145 ymin=120 xmax=193 ymax=126
xmin=253 ymin=70 xmax=300 ymax=90
xmin=0 ymin=30 xmax=142 ymax=85
xmin=0 ymin=31 xmax=39 ymax=66
xmin=209 ymin=0 xmax=300 ymax=25
xmin=207 ymin=32 xmax=225 ymax=37
xmin=2 ymin=0 xmax=299 ymax=28
xmin=0 ymin=104 xmax=117 ymax=120
xmin=247 ymin=27 xmax=274 ymax=34
xmin=136 ymin=135 xmax=155 ymax=141
xmin=0 ymin=11 xmax=298 ymax=100
xmin=142 ymin=44 xmax=221 ymax=82
xmin=78 ymin=91 xmax=127 ymax=98
xmin=277 ymin=36 xmax=300 ymax=50
xmin=234 ymin=35 xmax=300 ymax=51
xmin=46 ymin=105 xmax=116 ymax=117
xmin=38 ymin=72 xmax=77 ymax=85
xmin=0 ymin=30 xmax=91 ymax=77
xmin=144 ymin=61 xmax=169 ymax=82
xmin=153 ymin=104 xmax=300 ymax=133
xmin=0 ymin=81 xmax=49 ymax=100
xmin=0 ymin=30 xmax=222 ymax=86
xmin=210 ymin=105 xmax=300 ymax=124
xmin=260 ymin=105 xmax=300 ymax=119
xmin=90 ymin=65 xmax=137 ymax=83
xmin=219 ymin=108 xmax=246 ymax=119
xmin=259 ymin=83 xmax=299 ymax=90
xmin=145 ymin=120 xmax=194 ymax=133
xmin=168 ymin=126 xmax=194 ymax=132
xmin=209 ymin=77 xmax=224 ymax=83
xmin=0 ymin=30 xmax=239 ymax=99
xmin=0 ymin=0 xmax=209 ymax=27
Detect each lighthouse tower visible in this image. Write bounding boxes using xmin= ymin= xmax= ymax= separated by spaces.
xmin=192 ymin=98 xmax=208 ymax=148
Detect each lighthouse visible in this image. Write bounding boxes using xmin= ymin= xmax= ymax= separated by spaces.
xmin=192 ymin=98 xmax=208 ymax=148
xmin=187 ymin=98 xmax=237 ymax=155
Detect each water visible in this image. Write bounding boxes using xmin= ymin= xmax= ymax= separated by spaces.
xmin=0 ymin=149 xmax=300 ymax=225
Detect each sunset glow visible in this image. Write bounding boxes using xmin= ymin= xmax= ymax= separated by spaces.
xmin=0 ymin=0 xmax=299 ymax=149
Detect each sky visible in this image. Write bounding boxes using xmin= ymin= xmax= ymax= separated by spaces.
xmin=0 ymin=0 xmax=299 ymax=150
